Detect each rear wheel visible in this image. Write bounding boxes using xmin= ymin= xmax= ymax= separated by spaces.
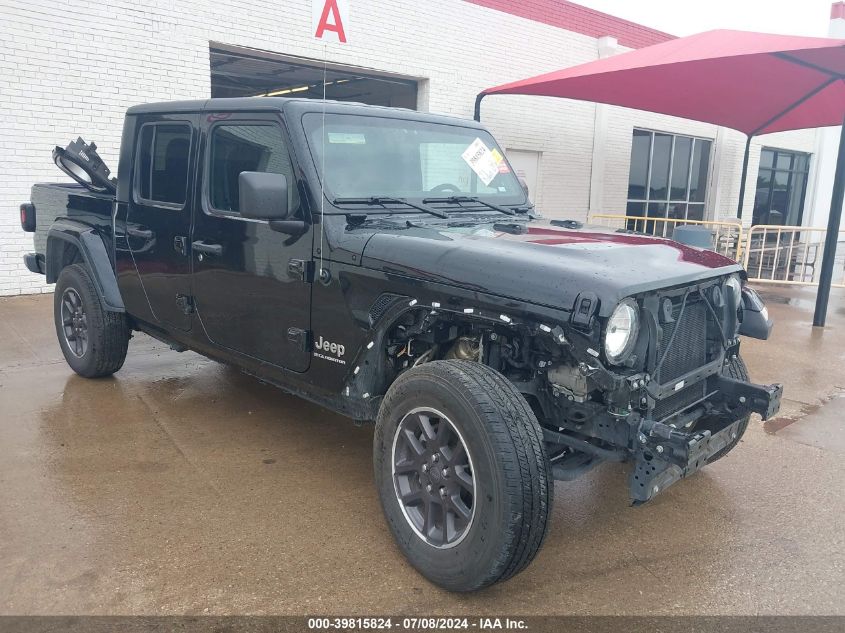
xmin=374 ymin=360 xmax=552 ymax=592
xmin=707 ymin=354 xmax=751 ymax=463
xmin=54 ymin=264 xmax=129 ymax=378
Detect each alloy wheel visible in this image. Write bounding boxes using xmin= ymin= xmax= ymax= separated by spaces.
xmin=391 ymin=407 xmax=476 ymax=548
xmin=61 ymin=287 xmax=88 ymax=358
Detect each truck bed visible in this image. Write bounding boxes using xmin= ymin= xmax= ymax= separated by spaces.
xmin=30 ymin=182 xmax=115 ymax=270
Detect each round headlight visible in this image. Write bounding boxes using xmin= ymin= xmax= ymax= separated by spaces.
xmin=725 ymin=275 xmax=742 ymax=307
xmin=604 ymin=299 xmax=639 ymax=365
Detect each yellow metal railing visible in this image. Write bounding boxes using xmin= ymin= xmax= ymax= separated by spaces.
xmin=588 ymin=214 xmax=745 ymax=262
xmin=742 ymin=225 xmax=845 ymax=287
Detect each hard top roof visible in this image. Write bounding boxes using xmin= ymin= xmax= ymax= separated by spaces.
xmin=125 ymin=97 xmax=484 ymax=129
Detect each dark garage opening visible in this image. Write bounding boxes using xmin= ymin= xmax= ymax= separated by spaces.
xmin=210 ymin=45 xmax=418 ymax=109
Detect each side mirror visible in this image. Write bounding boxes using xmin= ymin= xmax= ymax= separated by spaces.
xmin=239 ymin=171 xmax=290 ymax=220
xmin=738 ymin=287 xmax=773 ymax=340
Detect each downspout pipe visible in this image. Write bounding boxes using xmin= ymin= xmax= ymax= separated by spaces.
xmin=474 ymin=93 xmax=485 ymax=122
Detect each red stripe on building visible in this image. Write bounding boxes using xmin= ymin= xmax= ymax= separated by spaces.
xmin=464 ymin=0 xmax=674 ymax=49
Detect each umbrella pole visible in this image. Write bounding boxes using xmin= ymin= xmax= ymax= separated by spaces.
xmin=736 ymin=135 xmax=752 ymax=219
xmin=812 ymin=115 xmax=845 ymax=327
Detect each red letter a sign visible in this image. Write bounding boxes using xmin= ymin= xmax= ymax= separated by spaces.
xmin=313 ymin=0 xmax=349 ymax=44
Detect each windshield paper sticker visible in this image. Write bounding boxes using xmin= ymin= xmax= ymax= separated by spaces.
xmin=462 ymin=138 xmax=499 ymax=186
xmin=490 ymin=147 xmax=510 ymax=174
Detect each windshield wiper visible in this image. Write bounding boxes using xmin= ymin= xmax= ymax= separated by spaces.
xmin=422 ymin=195 xmax=516 ymax=216
xmin=333 ymin=196 xmax=448 ymax=219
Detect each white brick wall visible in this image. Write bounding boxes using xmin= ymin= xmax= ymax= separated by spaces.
xmin=0 ymin=0 xmax=818 ymax=295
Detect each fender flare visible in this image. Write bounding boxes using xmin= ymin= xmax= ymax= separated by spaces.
xmin=46 ymin=220 xmax=125 ymax=312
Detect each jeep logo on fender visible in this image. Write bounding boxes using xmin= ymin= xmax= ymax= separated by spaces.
xmin=314 ymin=336 xmax=345 ymax=358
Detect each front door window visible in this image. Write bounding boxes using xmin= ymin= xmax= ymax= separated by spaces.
xmin=207 ymin=123 xmax=300 ymax=217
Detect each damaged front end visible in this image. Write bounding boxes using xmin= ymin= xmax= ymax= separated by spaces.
xmin=534 ymin=275 xmax=782 ymax=504
xmin=629 ymin=371 xmax=782 ymax=503
xmin=361 ymin=272 xmax=781 ymax=505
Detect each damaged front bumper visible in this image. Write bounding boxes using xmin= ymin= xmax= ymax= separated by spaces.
xmin=629 ymin=376 xmax=783 ymax=504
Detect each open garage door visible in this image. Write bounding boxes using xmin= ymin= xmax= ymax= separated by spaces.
xmin=210 ymin=44 xmax=418 ymax=109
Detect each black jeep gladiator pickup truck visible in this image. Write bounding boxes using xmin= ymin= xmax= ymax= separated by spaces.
xmin=21 ymin=97 xmax=781 ymax=592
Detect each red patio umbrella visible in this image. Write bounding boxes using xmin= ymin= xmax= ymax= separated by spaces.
xmin=475 ymin=29 xmax=845 ymax=327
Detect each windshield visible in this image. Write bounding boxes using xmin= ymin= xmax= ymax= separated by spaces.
xmin=303 ymin=113 xmax=527 ymax=206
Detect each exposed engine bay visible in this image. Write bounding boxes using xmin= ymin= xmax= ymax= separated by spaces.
xmin=373 ymin=276 xmax=781 ymax=503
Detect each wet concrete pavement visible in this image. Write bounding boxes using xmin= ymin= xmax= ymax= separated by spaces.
xmin=1 ymin=287 xmax=843 ymax=615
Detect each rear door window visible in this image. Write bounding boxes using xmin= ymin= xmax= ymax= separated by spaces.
xmin=135 ymin=123 xmax=192 ymax=207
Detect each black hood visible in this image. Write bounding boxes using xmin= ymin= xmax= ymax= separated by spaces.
xmin=359 ymin=220 xmax=742 ymax=316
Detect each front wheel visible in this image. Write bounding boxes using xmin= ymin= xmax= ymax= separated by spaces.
xmin=373 ymin=360 xmax=552 ymax=592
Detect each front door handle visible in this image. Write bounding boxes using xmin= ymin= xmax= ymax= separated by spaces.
xmin=192 ymin=241 xmax=223 ymax=256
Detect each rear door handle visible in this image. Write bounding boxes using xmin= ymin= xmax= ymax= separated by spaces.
xmin=192 ymin=241 xmax=223 ymax=256
xmin=127 ymin=226 xmax=154 ymax=239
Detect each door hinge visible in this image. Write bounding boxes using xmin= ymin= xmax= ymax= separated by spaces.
xmin=287 ymin=327 xmax=311 ymax=353
xmin=176 ymin=294 xmax=195 ymax=315
xmin=288 ymin=258 xmax=315 ymax=282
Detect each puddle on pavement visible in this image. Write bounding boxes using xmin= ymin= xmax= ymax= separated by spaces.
xmin=764 ymin=402 xmax=820 ymax=434
xmin=764 ymin=387 xmax=845 ymax=434
xmin=755 ymin=288 xmax=820 ymax=312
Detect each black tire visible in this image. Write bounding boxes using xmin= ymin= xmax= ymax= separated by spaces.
xmin=373 ymin=360 xmax=552 ymax=592
xmin=707 ymin=355 xmax=751 ymax=463
xmin=54 ymin=264 xmax=129 ymax=378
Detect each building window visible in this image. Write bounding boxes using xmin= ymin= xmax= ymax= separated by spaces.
xmin=753 ymin=148 xmax=810 ymax=226
xmin=626 ymin=129 xmax=712 ymax=227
